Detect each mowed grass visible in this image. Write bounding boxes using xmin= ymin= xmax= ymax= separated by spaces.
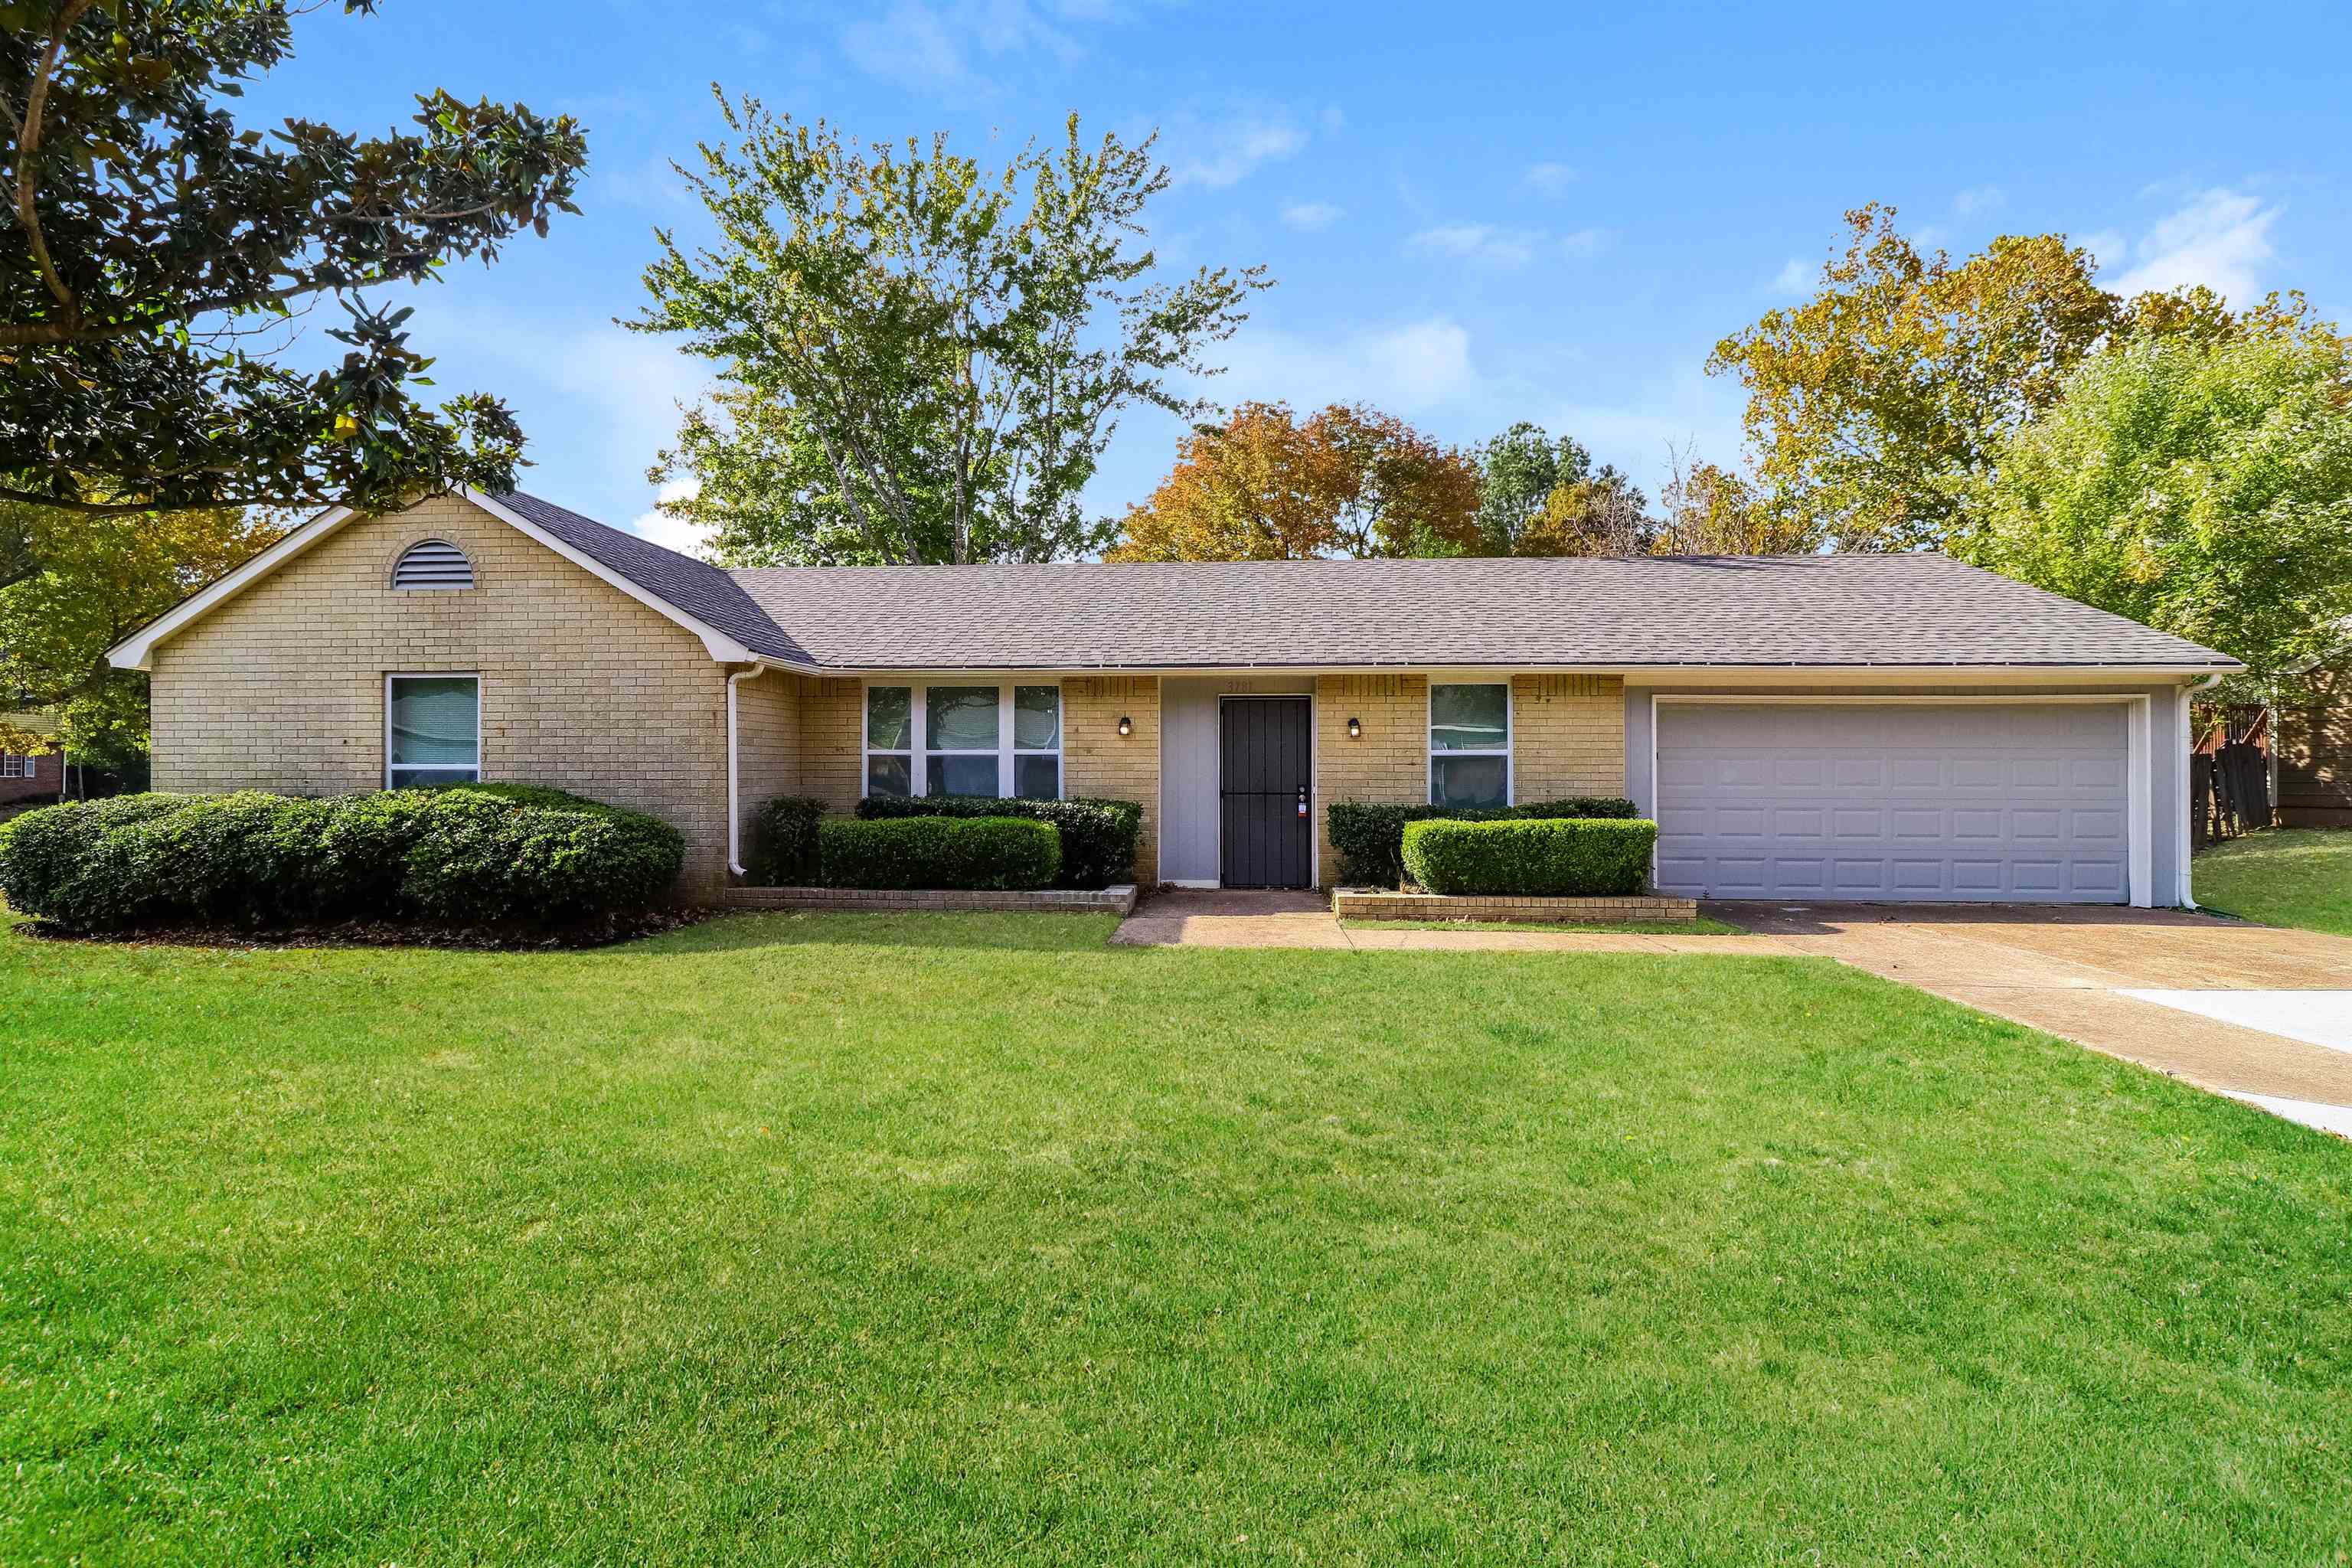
xmin=2194 ymin=827 xmax=2352 ymax=936
xmin=3 ymin=911 xmax=2349 ymax=1566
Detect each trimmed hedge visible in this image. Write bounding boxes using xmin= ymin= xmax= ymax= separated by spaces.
xmin=818 ymin=815 xmax=1060 ymax=890
xmin=1400 ymin=817 xmax=1658 ymax=897
xmin=748 ymin=795 xmax=828 ymax=885
xmin=855 ymin=795 xmax=1142 ymax=889
xmin=0 ymin=785 xmax=684 ymax=931
xmin=1328 ymin=797 xmax=1638 ymax=887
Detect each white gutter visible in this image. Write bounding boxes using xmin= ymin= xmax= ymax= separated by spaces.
xmin=726 ymin=663 xmax=775 ymax=879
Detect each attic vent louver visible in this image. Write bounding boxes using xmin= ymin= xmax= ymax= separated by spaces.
xmin=392 ymin=539 xmax=474 ymax=590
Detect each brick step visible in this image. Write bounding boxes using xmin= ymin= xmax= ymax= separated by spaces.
xmin=716 ymin=884 xmax=1138 ymax=916
xmin=1333 ymin=890 xmax=1697 ymax=924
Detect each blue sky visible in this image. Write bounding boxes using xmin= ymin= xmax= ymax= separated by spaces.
xmin=243 ymin=1 xmax=2352 ymax=553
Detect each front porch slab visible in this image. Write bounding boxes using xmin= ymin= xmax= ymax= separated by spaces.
xmin=1332 ymin=889 xmax=1698 ymax=924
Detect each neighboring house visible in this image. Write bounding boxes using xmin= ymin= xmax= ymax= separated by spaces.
xmin=107 ymin=488 xmax=2242 ymax=905
xmin=0 ymin=711 xmax=61 ymax=808
xmin=2277 ymin=670 xmax=2351 ymax=827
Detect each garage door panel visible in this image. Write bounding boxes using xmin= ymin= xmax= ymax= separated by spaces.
xmin=1655 ymin=703 xmax=2131 ymax=903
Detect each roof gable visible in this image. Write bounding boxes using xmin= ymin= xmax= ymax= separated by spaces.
xmin=108 ymin=487 xmax=806 ymax=672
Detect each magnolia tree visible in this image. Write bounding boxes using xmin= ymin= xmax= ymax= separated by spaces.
xmin=633 ymin=97 xmax=1269 ymax=565
xmin=0 ymin=0 xmax=587 ymax=539
xmin=1955 ymin=324 xmax=2352 ymax=702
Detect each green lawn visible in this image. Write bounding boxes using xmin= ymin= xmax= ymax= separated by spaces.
xmin=2194 ymin=827 xmax=2352 ymax=936
xmin=4 ymin=911 xmax=2348 ymax=1565
xmin=1343 ymin=916 xmax=1747 ymax=935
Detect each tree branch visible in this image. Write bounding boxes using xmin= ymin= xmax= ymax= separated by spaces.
xmin=13 ymin=0 xmax=95 ymax=315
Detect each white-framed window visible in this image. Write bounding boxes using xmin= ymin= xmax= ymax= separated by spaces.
xmin=0 ymin=753 xmax=31 ymax=779
xmin=864 ymin=682 xmax=1063 ymax=800
xmin=1429 ymin=681 xmax=1511 ymax=807
xmin=385 ymin=674 xmax=482 ymax=788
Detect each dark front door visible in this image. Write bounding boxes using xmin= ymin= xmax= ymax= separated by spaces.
xmin=1220 ymin=697 xmax=1313 ymax=888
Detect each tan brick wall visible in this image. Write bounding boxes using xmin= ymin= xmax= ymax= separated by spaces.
xmin=733 ymin=668 xmax=800 ymax=861
xmin=1313 ymin=672 xmax=1628 ymax=884
xmin=147 ymin=495 xmax=737 ymax=894
xmin=1314 ymin=673 xmax=1428 ymax=878
xmin=1510 ymin=674 xmax=1627 ymax=800
xmin=795 ymin=676 xmax=865 ymax=813
xmin=1062 ymin=675 xmax=1158 ymax=883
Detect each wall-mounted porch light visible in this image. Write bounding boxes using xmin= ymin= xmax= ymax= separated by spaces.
xmin=1116 ymin=714 xmax=1133 ymax=737
xmin=1347 ymin=715 xmax=1362 ymax=739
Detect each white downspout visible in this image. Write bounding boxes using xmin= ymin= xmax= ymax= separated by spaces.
xmin=727 ymin=665 xmax=770 ymax=880
xmin=2182 ymin=671 xmax=2228 ymax=907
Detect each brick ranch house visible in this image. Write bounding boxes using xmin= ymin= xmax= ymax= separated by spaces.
xmin=0 ymin=714 xmax=64 ymax=810
xmin=108 ymin=488 xmax=2243 ymax=905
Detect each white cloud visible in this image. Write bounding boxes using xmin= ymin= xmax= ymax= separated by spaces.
xmin=2076 ymin=228 xmax=2127 ymax=270
xmin=2108 ymin=188 xmax=2280 ymax=305
xmin=1168 ymin=111 xmax=1309 ymax=188
xmin=1953 ymin=184 xmax=2004 ymax=217
xmin=1525 ymin=162 xmax=1579 ymax=194
xmin=1410 ymin=224 xmax=1540 ymax=268
xmin=1769 ymin=256 xmax=1812 ymax=296
xmin=1362 ymin=319 xmax=1477 ymax=403
xmin=837 ymin=0 xmax=1082 ymax=98
xmin=1197 ymin=314 xmax=1483 ymax=414
xmin=1319 ymin=104 xmax=1346 ymax=133
xmin=630 ymin=479 xmax=714 ymax=558
xmin=409 ymin=302 xmax=712 ymax=529
xmin=1410 ymin=223 xmax=1606 ymax=269
xmin=1280 ymin=201 xmax=1344 ymax=232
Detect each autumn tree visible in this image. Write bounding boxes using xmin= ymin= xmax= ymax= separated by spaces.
xmin=1954 ymin=323 xmax=2352 ymax=698
xmin=0 ymin=0 xmax=586 ymax=534
xmin=1517 ymin=466 xmax=1655 ymax=557
xmin=1471 ymin=422 xmax=1592 ymax=554
xmin=1109 ymin=402 xmax=1482 ymax=562
xmin=1705 ymin=203 xmax=2297 ymax=552
xmin=1654 ymin=446 xmax=1814 ymax=555
xmin=0 ymin=501 xmax=286 ymax=762
xmin=635 ymin=99 xmax=1266 ymax=565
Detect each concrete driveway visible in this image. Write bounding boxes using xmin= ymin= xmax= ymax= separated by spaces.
xmin=1722 ymin=903 xmax=2352 ymax=1134
xmin=1114 ymin=892 xmax=2352 ymax=1136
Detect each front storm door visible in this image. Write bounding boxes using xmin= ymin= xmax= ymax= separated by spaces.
xmin=1220 ymin=696 xmax=1313 ymax=888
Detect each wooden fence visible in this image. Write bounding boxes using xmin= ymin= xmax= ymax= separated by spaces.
xmin=2190 ymin=740 xmax=2272 ymax=848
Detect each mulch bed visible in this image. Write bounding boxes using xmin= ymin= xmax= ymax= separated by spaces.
xmin=12 ymin=904 xmax=725 ymax=952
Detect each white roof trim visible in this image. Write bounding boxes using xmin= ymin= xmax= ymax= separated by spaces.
xmin=458 ymin=488 xmax=758 ymax=663
xmin=108 ymin=485 xmax=758 ymax=671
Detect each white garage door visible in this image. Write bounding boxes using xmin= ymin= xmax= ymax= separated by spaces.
xmin=1655 ymin=703 xmax=2132 ymax=903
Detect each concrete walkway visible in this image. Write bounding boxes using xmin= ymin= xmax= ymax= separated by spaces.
xmin=1111 ymin=891 xmax=2352 ymax=1135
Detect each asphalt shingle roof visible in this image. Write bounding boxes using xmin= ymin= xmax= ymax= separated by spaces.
xmin=497 ymin=492 xmax=2240 ymax=673
xmin=494 ymin=492 xmax=812 ymax=663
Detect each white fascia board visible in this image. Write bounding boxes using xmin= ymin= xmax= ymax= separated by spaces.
xmin=457 ymin=488 xmax=762 ymax=665
xmin=107 ymin=488 xmax=778 ymax=672
xmin=109 ymin=505 xmax=358 ymax=671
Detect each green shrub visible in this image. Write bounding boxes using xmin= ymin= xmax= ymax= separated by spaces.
xmin=399 ymin=785 xmax=686 ymax=923
xmin=747 ymin=796 xmax=828 ymax=886
xmin=0 ymin=785 xmax=684 ymax=931
xmin=1328 ymin=798 xmax=1638 ymax=887
xmin=0 ymin=793 xmax=194 ymax=927
xmin=819 ymin=815 xmax=1060 ymax=890
xmin=1400 ymin=817 xmax=1658 ymax=897
xmin=855 ymin=795 xmax=1141 ymax=889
